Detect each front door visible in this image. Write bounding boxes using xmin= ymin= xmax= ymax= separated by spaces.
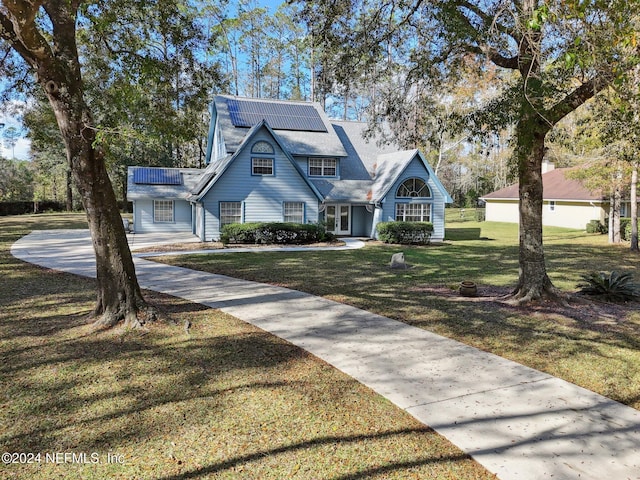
xmin=326 ymin=204 xmax=351 ymax=235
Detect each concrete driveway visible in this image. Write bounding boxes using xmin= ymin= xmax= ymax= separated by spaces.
xmin=11 ymin=230 xmax=640 ymax=480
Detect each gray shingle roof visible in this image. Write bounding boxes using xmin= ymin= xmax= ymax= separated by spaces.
xmin=127 ymin=167 xmax=202 ymax=200
xmin=128 ymin=97 xmax=451 ymax=207
xmin=215 ymin=95 xmax=347 ymax=157
xmin=311 ymin=179 xmax=374 ymax=203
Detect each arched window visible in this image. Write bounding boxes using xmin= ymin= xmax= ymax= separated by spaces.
xmin=251 ymin=141 xmax=274 ymax=154
xmin=396 ymin=178 xmax=431 ymax=198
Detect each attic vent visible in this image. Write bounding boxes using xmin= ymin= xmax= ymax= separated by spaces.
xmin=227 ymin=98 xmax=327 ymax=132
xmin=133 ymin=167 xmax=182 ymax=185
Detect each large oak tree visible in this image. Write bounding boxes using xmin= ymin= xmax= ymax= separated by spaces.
xmin=301 ymin=0 xmax=640 ymax=302
xmin=0 ymin=0 xmax=150 ymax=327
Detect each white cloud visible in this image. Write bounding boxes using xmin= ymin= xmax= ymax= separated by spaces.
xmin=1 ymin=100 xmax=31 ymax=160
xmin=1 ymin=137 xmax=31 ymax=160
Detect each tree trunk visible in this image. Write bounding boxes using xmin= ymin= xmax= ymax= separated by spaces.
xmin=47 ymin=85 xmax=152 ymax=328
xmin=510 ymin=109 xmax=558 ymax=302
xmin=11 ymin=1 xmax=154 ymax=329
xmin=612 ymin=175 xmax=622 ymax=244
xmin=66 ymin=166 xmax=73 ymax=211
xmin=631 ymin=163 xmax=638 ymax=251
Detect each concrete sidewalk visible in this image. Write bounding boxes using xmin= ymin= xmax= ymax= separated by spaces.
xmin=11 ymin=230 xmax=640 ymax=480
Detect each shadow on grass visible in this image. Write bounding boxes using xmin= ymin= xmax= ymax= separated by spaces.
xmin=155 ymin=429 xmax=469 ymax=480
xmin=2 ymin=320 xmax=311 ymax=452
xmin=162 ymin=240 xmax=640 ymax=409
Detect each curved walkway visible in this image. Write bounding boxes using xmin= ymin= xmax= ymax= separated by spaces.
xmin=11 ymin=230 xmax=640 ymax=480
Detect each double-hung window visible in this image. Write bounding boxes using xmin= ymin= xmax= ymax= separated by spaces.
xmin=283 ymin=202 xmax=304 ymax=223
xmin=220 ymin=202 xmax=242 ymax=226
xmin=153 ymin=200 xmax=174 ymax=223
xmin=309 ymin=158 xmax=337 ymax=176
xmin=252 ymin=157 xmax=273 ymax=175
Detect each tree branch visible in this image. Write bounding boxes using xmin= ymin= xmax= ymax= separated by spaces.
xmin=467 ymin=44 xmax=519 ymax=69
xmin=450 ymin=1 xmax=520 ymax=70
xmin=547 ymin=74 xmax=613 ymax=125
xmin=458 ymin=0 xmax=520 ymax=42
xmin=0 ymin=1 xmax=54 ymax=68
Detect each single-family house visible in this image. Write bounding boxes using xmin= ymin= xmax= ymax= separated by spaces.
xmin=481 ymin=162 xmax=634 ymax=229
xmin=127 ymin=95 xmax=453 ymax=241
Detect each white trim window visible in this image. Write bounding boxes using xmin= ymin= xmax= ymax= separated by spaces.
xmin=395 ymin=203 xmax=431 ymax=222
xmin=252 ymin=157 xmax=274 ymax=175
xmin=283 ymin=202 xmax=304 ymax=223
xmin=251 ymin=141 xmax=275 ymax=175
xmin=309 ymin=157 xmax=337 ymax=176
xmin=220 ymin=201 xmax=242 ymax=226
xmin=153 ymin=200 xmax=174 ymax=223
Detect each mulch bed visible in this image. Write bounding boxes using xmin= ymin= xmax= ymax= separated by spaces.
xmin=409 ymin=284 xmax=638 ymax=325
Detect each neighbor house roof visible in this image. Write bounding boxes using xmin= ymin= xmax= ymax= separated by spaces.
xmin=482 ymin=168 xmax=606 ymax=202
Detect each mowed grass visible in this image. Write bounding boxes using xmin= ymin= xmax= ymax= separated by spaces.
xmin=160 ymin=210 xmax=640 ymax=410
xmin=1 ymin=213 xmax=494 ymax=479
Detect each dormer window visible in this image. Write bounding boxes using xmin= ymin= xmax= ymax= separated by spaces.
xmin=309 ymin=158 xmax=337 ymax=177
xmin=251 ymin=141 xmax=274 ymax=175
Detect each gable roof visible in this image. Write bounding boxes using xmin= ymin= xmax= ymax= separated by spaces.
xmin=213 ymin=95 xmax=347 ymax=158
xmin=371 ymin=150 xmax=454 ymax=203
xmin=482 ymin=168 xmax=606 ymax=202
xmin=189 ymin=120 xmax=323 ymax=202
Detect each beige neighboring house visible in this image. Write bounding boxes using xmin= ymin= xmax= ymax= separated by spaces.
xmin=482 ymin=162 xmax=613 ymax=230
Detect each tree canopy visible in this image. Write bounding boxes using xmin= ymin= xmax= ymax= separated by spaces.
xmin=299 ymin=0 xmax=640 ymax=301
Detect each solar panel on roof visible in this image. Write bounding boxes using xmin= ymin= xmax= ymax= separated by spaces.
xmin=227 ymin=98 xmax=327 ymax=132
xmin=133 ymin=167 xmax=182 ymax=185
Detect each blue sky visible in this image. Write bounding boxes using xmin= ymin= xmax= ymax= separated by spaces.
xmin=1 ymin=107 xmax=29 ymax=161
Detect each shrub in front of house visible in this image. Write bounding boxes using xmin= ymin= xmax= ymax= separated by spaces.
xmin=376 ymin=221 xmax=433 ymax=244
xmin=220 ymin=222 xmax=332 ymax=245
xmin=586 ymin=219 xmax=606 ymax=234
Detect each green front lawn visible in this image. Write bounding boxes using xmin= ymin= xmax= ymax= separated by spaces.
xmin=1 ymin=213 xmax=494 ymax=479
xmin=159 ymin=216 xmax=640 ymax=410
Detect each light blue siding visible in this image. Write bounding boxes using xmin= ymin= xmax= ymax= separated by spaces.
xmin=133 ymin=199 xmax=192 ymax=233
xmin=379 ymin=157 xmax=447 ymax=241
xmin=351 ymin=206 xmax=373 ymax=237
xmin=292 ymin=156 xmax=340 ymax=178
xmin=201 ymin=130 xmax=320 ymax=241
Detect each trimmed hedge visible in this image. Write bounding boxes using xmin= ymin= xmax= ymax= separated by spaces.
xmin=376 ymin=221 xmax=433 ymax=244
xmin=220 ymin=222 xmax=333 ymax=245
